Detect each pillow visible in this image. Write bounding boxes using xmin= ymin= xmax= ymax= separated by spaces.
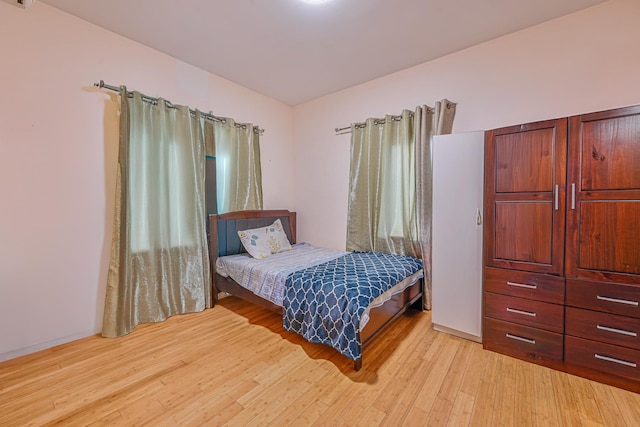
xmin=237 ymin=219 xmax=292 ymax=259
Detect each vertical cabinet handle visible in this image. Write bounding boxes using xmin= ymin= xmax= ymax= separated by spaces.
xmin=476 ymin=208 xmax=482 ymax=225
xmin=571 ymin=183 xmax=576 ymax=210
xmin=554 ymin=184 xmax=559 ymax=210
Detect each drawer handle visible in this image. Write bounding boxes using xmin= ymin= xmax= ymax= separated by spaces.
xmin=507 ymin=307 xmax=537 ymax=317
xmin=597 ymin=325 xmax=638 ymax=337
xmin=594 ymin=354 xmax=637 ymax=368
xmin=507 ymin=281 xmax=537 ymax=290
xmin=506 ymin=333 xmax=536 ymax=345
xmin=597 ymin=295 xmax=639 ymax=307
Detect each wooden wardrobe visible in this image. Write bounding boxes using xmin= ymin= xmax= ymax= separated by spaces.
xmin=483 ymin=104 xmax=640 ymax=392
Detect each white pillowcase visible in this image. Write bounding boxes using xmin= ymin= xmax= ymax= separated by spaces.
xmin=237 ymin=219 xmax=292 ymax=259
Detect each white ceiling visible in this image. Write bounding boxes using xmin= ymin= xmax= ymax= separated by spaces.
xmin=38 ymin=0 xmax=606 ymax=105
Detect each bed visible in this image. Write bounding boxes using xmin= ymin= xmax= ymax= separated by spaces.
xmin=208 ymin=209 xmax=424 ymax=371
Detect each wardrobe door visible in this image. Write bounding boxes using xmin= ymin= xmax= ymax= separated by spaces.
xmin=566 ymin=105 xmax=640 ymax=285
xmin=484 ymin=119 xmax=567 ymax=276
xmin=432 ymin=131 xmax=484 ymax=342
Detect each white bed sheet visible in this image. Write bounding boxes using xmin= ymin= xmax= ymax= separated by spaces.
xmin=216 ymin=243 xmax=347 ymax=306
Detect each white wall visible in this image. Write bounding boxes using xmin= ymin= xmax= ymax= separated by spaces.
xmin=3 ymin=0 xmax=640 ymax=361
xmin=292 ymin=0 xmax=640 ymax=250
xmin=0 ymin=2 xmax=294 ymax=360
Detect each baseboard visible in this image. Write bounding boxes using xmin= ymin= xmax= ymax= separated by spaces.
xmin=0 ymin=330 xmax=97 ymax=363
xmin=433 ymin=323 xmax=482 ymax=343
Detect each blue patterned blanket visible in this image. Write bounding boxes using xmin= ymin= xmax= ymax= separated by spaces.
xmin=282 ymin=251 xmax=423 ymax=361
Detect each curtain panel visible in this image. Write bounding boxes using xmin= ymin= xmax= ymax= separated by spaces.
xmin=415 ymin=99 xmax=457 ymax=310
xmin=103 ymin=89 xmax=211 ymax=337
xmin=346 ymin=109 xmax=420 ymax=257
xmin=346 ymin=99 xmax=457 ymax=310
xmin=205 ymin=118 xmax=263 ymax=214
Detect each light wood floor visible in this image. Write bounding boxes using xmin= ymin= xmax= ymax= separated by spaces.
xmin=1 ymin=297 xmax=640 ymax=426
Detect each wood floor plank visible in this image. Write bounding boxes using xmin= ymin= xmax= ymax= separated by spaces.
xmin=609 ymin=385 xmax=640 ymax=427
xmin=447 ymin=391 xmax=475 ymax=427
xmin=0 ymin=297 xmax=638 ymax=426
xmin=243 ymin=363 xmax=328 ymax=426
xmin=568 ymin=374 xmax=605 ymax=426
xmin=468 ymin=379 xmax=498 ymax=427
xmin=468 ymin=351 xmax=501 ymax=427
xmin=551 ymin=369 xmax=583 ymax=426
xmin=383 ymin=358 xmax=436 ymax=424
xmin=86 ymin=409 xmax=125 ymax=426
xmin=424 ymin=395 xmax=454 ymax=426
xmin=532 ymin=364 xmax=562 ymax=427
xmin=401 ymin=405 xmax=430 ymax=426
xmin=589 ymin=382 xmax=628 ymax=427
xmin=296 ymin=399 xmax=329 ymax=426
xmin=412 ymin=337 xmax=460 ymax=413
xmin=370 ymin=320 xmax=434 ymax=416
xmin=268 ymin=366 xmax=340 ymax=425
xmin=492 ymin=353 xmax=517 ymax=426
xmin=458 ymin=340 xmax=489 ymax=397
xmin=513 ymin=359 xmax=536 ymax=427
xmin=356 ymin=406 xmax=387 ymax=427
xmin=438 ymin=338 xmax=474 ymax=403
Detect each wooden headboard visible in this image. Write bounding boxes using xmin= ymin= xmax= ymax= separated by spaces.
xmin=207 ymin=210 xmax=297 ymax=306
xmin=209 ymin=210 xmax=296 ymax=257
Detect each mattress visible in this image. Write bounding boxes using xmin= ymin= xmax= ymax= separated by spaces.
xmin=216 ymin=242 xmax=423 ymax=330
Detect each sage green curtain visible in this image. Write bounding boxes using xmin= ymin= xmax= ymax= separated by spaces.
xmin=102 ymin=89 xmax=210 ymax=337
xmin=208 ymin=118 xmax=263 ymax=213
xmin=415 ymin=99 xmax=457 ymax=310
xmin=346 ymin=99 xmax=457 ymax=310
xmin=346 ymin=110 xmax=419 ymax=256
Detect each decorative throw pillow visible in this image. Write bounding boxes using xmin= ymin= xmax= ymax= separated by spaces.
xmin=238 ymin=219 xmax=292 ymax=259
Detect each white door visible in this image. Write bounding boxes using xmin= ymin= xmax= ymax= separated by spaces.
xmin=432 ymin=131 xmax=484 ymax=342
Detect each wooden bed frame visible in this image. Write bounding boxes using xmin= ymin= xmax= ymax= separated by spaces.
xmin=208 ymin=209 xmax=424 ymax=370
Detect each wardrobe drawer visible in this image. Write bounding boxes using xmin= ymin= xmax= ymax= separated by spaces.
xmin=483 ymin=318 xmax=563 ymax=363
xmin=566 ymin=307 xmax=640 ymax=350
xmin=566 ymin=279 xmax=640 ymax=319
xmin=485 ymin=268 xmax=565 ymax=304
xmin=485 ymin=292 xmax=564 ymax=333
xmin=565 ymin=336 xmax=640 ymax=382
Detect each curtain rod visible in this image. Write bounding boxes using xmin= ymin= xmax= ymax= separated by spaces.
xmin=334 ymin=112 xmax=414 ymax=135
xmin=93 ymin=80 xmax=264 ymax=135
xmin=336 ymin=100 xmax=455 ymax=136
